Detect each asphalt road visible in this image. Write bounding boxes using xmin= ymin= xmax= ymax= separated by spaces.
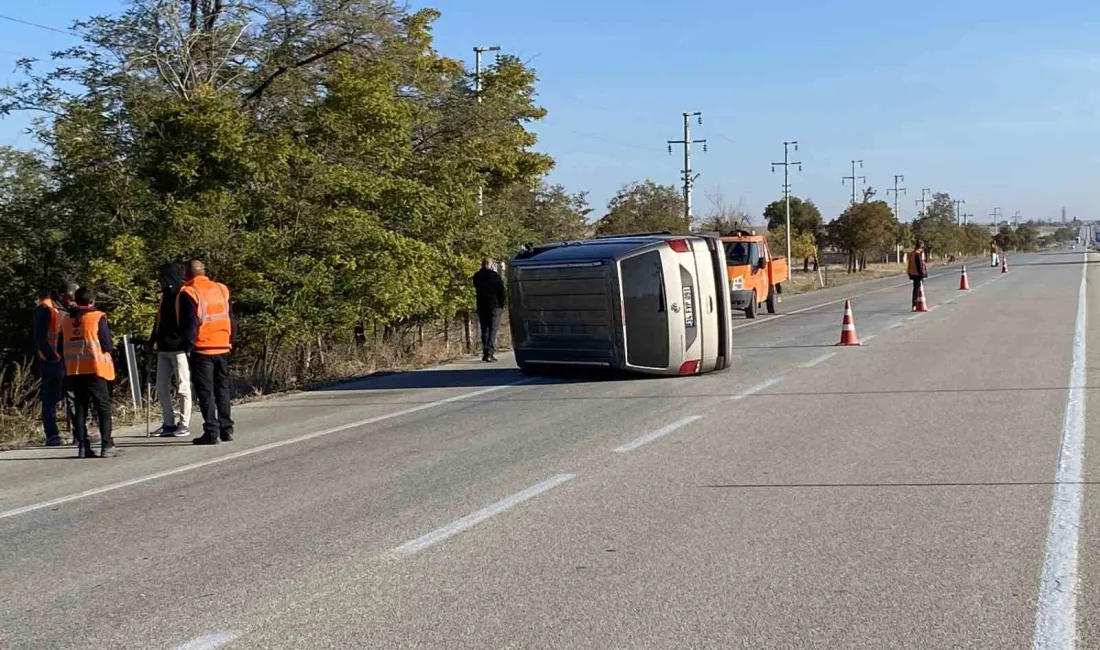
xmin=1 ymin=249 xmax=1096 ymax=649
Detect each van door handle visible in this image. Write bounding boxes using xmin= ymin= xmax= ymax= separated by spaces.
xmin=708 ymin=296 xmax=714 ymax=313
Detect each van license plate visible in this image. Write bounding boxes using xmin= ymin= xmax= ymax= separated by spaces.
xmin=682 ymin=286 xmax=695 ymax=328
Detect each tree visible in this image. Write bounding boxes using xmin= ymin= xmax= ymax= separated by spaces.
xmin=763 ymin=196 xmax=823 ymax=270
xmin=827 ymin=187 xmax=896 ymax=272
xmin=695 ymin=188 xmax=750 ymax=235
xmin=911 ymin=193 xmax=959 ymax=259
xmin=594 ymin=180 xmax=688 ymax=236
xmin=486 ymin=182 xmax=591 ymax=246
xmin=766 ymin=226 xmax=815 ymax=265
xmin=0 ymin=1 xmax=565 ymax=390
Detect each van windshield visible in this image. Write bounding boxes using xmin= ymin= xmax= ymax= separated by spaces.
xmin=725 ymin=242 xmax=750 ymax=266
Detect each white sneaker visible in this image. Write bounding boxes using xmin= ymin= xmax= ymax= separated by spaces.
xmin=155 ymin=425 xmax=177 ymax=437
xmin=172 ymin=424 xmax=191 ymax=437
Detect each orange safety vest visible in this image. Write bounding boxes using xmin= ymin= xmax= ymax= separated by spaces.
xmin=177 ymin=276 xmax=232 ymax=355
xmin=907 ymin=249 xmax=924 ymax=276
xmin=37 ymin=297 xmax=61 ymax=360
xmin=60 ymin=311 xmax=116 ymax=381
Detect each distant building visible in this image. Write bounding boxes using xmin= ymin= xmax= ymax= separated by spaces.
xmin=1062 ymin=206 xmax=1067 ymax=223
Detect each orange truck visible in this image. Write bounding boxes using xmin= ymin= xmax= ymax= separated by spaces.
xmin=721 ymin=231 xmax=789 ymax=318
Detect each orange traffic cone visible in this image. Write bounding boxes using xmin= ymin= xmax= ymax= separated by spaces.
xmin=1001 ymin=257 xmax=1008 ymax=273
xmin=959 ymin=265 xmax=970 ymax=290
xmin=914 ymin=281 xmax=928 ymax=312
xmin=836 ymin=299 xmax=861 ymax=346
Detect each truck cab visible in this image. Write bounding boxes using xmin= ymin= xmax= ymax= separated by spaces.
xmin=721 ymin=231 xmax=789 ymax=319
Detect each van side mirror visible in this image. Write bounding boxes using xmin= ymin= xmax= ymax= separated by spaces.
xmin=756 ymin=257 xmax=767 ymax=270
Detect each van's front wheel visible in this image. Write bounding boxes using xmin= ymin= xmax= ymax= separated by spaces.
xmin=765 ymin=286 xmax=777 ymax=314
xmin=745 ymin=290 xmax=758 ymax=319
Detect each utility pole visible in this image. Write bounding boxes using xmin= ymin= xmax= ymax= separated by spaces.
xmin=990 ymin=207 xmax=1002 ymax=226
xmin=954 ymin=199 xmax=966 ymax=225
xmin=842 ymin=160 xmax=865 ymax=204
xmin=962 ymin=213 xmax=974 ymax=225
xmin=1013 ymin=210 xmax=1021 ymax=227
xmin=473 ymin=45 xmax=501 ymax=218
xmin=667 ymin=112 xmax=706 ymax=224
xmin=771 ymin=141 xmax=801 ymax=281
xmin=887 ymin=174 xmax=906 ymax=264
xmin=915 ymin=188 xmax=931 ymax=217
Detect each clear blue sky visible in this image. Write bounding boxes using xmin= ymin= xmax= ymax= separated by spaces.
xmin=3 ymin=0 xmax=1099 ymax=224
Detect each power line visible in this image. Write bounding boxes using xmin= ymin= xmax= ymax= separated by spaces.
xmin=887 ymin=174 xmax=906 ymax=219
xmin=667 ymin=111 xmax=706 ymax=222
xmin=771 ymin=140 xmax=801 ymax=282
xmin=0 ymin=13 xmax=75 ymax=36
xmin=842 ymin=159 xmax=865 ymax=205
xmin=915 ymin=188 xmax=931 ymax=217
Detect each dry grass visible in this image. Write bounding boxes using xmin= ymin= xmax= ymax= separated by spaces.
xmin=0 ymin=361 xmax=43 ymax=449
xmin=782 ymin=263 xmax=908 ymax=296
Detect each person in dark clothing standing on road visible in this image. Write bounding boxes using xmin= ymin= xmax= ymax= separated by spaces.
xmin=60 ymin=287 xmax=118 ymax=458
xmin=34 ymin=280 xmax=78 ymax=446
xmin=151 ymin=262 xmax=192 ymax=437
xmin=907 ymin=240 xmax=928 ymax=309
xmin=177 ymin=259 xmax=236 ymax=445
xmin=472 ymin=257 xmax=506 ymax=362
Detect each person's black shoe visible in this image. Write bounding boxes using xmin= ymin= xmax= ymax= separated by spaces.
xmin=482 ymin=355 xmax=490 ymax=362
xmin=219 ymin=429 xmax=234 ymax=442
xmin=488 ymin=354 xmax=498 ymax=362
xmin=192 ymin=434 xmax=219 ymax=445
xmin=45 ymin=437 xmax=63 ymax=447
xmin=78 ymin=442 xmax=97 ymax=459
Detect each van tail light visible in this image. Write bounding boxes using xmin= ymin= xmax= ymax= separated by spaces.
xmin=679 ymin=360 xmax=700 ymax=375
xmin=668 ymin=239 xmax=690 ymax=253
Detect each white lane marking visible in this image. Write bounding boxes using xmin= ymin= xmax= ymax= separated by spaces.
xmin=1032 ymin=251 xmax=1088 ymax=649
xmin=801 ymin=352 xmax=837 ymax=368
xmin=861 ymin=334 xmax=877 ymax=343
xmin=906 ymin=314 xmax=921 ymax=320
xmin=176 ymin=631 xmax=241 ymax=650
xmin=729 ymin=377 xmax=783 ymax=401
xmin=888 ymin=322 xmax=905 ymax=330
xmin=390 ymin=473 xmax=575 ymax=557
xmin=0 ymin=380 xmax=534 ymax=521
xmin=730 ymin=314 xmax=786 ymax=331
xmin=944 ymin=298 xmax=955 ymax=304
xmin=613 ymin=416 xmax=703 ymax=453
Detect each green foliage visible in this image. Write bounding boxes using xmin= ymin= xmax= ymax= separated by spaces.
xmin=827 ymin=189 xmax=897 ymax=271
xmin=766 ymin=226 xmax=816 ymax=262
xmin=595 ymin=180 xmax=688 ymax=236
xmin=0 ymin=1 xmax=576 ymax=376
xmin=763 ymin=196 xmax=823 ymax=240
xmin=911 ymin=193 xmax=960 ymax=259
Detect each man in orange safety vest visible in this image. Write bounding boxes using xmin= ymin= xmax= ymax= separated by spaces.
xmin=59 ymin=286 xmax=118 ymax=458
xmin=177 ymin=259 xmax=236 ymax=445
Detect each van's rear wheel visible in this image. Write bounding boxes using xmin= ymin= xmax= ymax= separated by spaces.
xmin=765 ymin=286 xmax=777 ymax=314
xmin=745 ymin=290 xmax=758 ymax=319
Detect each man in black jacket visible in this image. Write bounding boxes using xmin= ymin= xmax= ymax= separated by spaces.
xmin=33 ymin=280 xmax=77 ymax=446
xmin=472 ymin=258 xmax=506 ymax=362
xmin=151 ymin=262 xmax=192 ymax=437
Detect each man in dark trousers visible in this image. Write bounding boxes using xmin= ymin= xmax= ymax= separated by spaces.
xmin=177 ymin=259 xmax=236 ymax=445
xmin=34 ymin=280 xmax=78 ymax=446
xmin=59 ymin=287 xmax=118 ymax=458
xmin=907 ymin=240 xmax=928 ymax=309
xmin=151 ymin=262 xmax=192 ymax=437
xmin=472 ymin=257 xmax=506 ymax=362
